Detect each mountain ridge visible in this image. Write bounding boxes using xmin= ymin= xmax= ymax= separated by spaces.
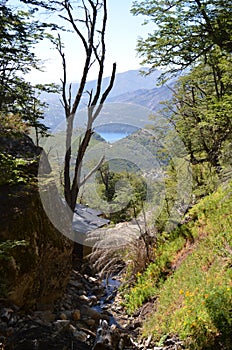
xmin=42 ymin=69 xmax=175 ymax=131
xmin=84 ymin=68 xmax=162 ymax=97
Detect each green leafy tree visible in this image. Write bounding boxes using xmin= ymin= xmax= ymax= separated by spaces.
xmin=96 ymin=162 xmax=147 ymax=223
xmin=132 ymin=0 xmax=232 ymax=174
xmin=0 ymin=152 xmax=37 ymax=185
xmin=0 ymin=3 xmax=58 ymax=142
xmin=131 ymin=0 xmax=232 ymax=78
xmin=97 ymin=163 xmax=119 ymax=202
xmin=164 ymin=50 xmax=232 ymax=171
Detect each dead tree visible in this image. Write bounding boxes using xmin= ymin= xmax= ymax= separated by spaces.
xmin=56 ymin=0 xmax=116 ymax=213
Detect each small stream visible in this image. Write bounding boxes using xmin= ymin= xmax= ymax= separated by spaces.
xmin=1 ymin=273 xmax=124 ymax=350
xmin=91 ymin=277 xmax=121 ymax=325
xmin=1 ymin=268 xmax=186 ymax=350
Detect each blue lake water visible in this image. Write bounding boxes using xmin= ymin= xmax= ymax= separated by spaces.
xmin=98 ymin=132 xmax=129 ymax=143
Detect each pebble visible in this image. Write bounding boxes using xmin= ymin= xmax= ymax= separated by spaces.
xmin=81 ymin=305 xmax=102 ymax=320
xmin=84 ymin=318 xmax=95 ymax=327
xmin=80 ymin=294 xmax=91 ymax=303
xmin=72 ymin=309 xmax=81 ymax=321
xmin=89 ymin=295 xmax=98 ymax=305
xmin=0 ymin=265 xmax=184 ymax=350
xmin=59 ymin=312 xmax=68 ymax=320
xmin=88 ymin=276 xmax=98 ymax=283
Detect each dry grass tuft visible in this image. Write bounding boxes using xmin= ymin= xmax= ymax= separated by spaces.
xmin=86 ymin=216 xmax=156 ymax=280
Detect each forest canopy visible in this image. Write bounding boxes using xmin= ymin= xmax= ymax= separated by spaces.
xmin=132 ymin=0 xmax=232 ymax=77
xmin=0 ymin=2 xmax=59 ymax=141
xmin=132 ymin=0 xmax=232 ymax=174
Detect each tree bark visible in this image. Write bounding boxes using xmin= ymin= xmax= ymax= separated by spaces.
xmin=57 ymin=0 xmax=116 ymax=257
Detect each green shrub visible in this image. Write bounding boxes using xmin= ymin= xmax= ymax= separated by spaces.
xmin=96 ymin=162 xmax=147 ymax=223
xmin=0 ymin=152 xmax=35 ymax=185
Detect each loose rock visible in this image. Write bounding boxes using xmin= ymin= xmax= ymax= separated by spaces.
xmin=72 ymin=309 xmax=81 ymax=321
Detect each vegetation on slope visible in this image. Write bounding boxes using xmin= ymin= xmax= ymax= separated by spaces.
xmin=123 ymin=180 xmax=232 ymax=349
xmin=122 ymin=4 xmax=232 ymax=346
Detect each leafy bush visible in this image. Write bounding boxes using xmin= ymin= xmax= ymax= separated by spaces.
xmin=0 ymin=152 xmax=36 ymax=185
xmin=0 ymin=113 xmax=29 ymax=134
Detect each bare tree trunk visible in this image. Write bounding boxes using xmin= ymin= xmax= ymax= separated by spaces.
xmin=56 ymin=0 xmax=116 ymax=257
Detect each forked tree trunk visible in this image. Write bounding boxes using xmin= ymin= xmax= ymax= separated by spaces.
xmin=56 ymin=0 xmax=116 ymax=258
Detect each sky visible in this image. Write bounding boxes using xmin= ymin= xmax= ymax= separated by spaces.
xmin=24 ymin=0 xmax=154 ymax=83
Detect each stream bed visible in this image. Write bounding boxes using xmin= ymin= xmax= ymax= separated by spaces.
xmin=91 ymin=277 xmax=121 ymax=323
xmin=0 ymin=267 xmax=132 ymax=350
xmin=0 ymin=267 xmax=183 ymax=350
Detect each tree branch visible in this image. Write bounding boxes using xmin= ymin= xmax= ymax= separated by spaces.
xmin=93 ymin=62 xmax=116 ymax=120
xmin=79 ymin=155 xmax=105 ymax=187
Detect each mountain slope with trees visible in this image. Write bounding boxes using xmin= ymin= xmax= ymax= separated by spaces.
xmin=117 ymin=1 xmax=232 ymax=349
xmin=1 ymin=0 xmax=232 ymax=349
xmin=123 ymin=179 xmax=232 ymax=349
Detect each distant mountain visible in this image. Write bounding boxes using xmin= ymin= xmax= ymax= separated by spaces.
xmin=85 ymin=68 xmax=161 ymax=97
xmin=107 ymin=84 xmax=175 ymax=111
xmin=41 ymin=69 xmax=176 ymax=131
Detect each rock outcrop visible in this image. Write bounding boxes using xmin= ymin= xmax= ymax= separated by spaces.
xmin=0 ymin=132 xmax=73 ymax=309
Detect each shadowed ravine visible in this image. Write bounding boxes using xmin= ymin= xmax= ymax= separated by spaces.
xmin=1 ymin=262 xmax=184 ymax=350
xmin=0 ymin=264 xmax=134 ymax=350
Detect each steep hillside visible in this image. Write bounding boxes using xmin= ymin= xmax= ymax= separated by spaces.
xmin=123 ymin=181 xmax=232 ymax=349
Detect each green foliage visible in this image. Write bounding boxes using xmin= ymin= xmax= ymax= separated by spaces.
xmin=132 ymin=0 xmax=232 ymax=79
xmin=133 ymin=0 xmax=232 ymax=175
xmin=163 ymin=51 xmax=232 ymax=171
xmin=154 ymin=160 xmax=179 ymax=233
xmin=124 ymin=180 xmax=232 ymax=349
xmin=0 ymin=113 xmax=29 ymax=134
xmin=0 ymin=240 xmax=28 ymax=261
xmin=191 ymin=163 xmax=219 ymax=198
xmin=0 ymin=152 xmax=36 ymax=185
xmin=0 ymin=4 xmax=59 ymax=141
xmin=95 ymin=162 xmax=147 ymax=223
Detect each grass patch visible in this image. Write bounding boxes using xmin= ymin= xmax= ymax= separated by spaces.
xmin=123 ymin=227 xmax=192 ymax=314
xmin=123 ymin=181 xmax=232 ymax=349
